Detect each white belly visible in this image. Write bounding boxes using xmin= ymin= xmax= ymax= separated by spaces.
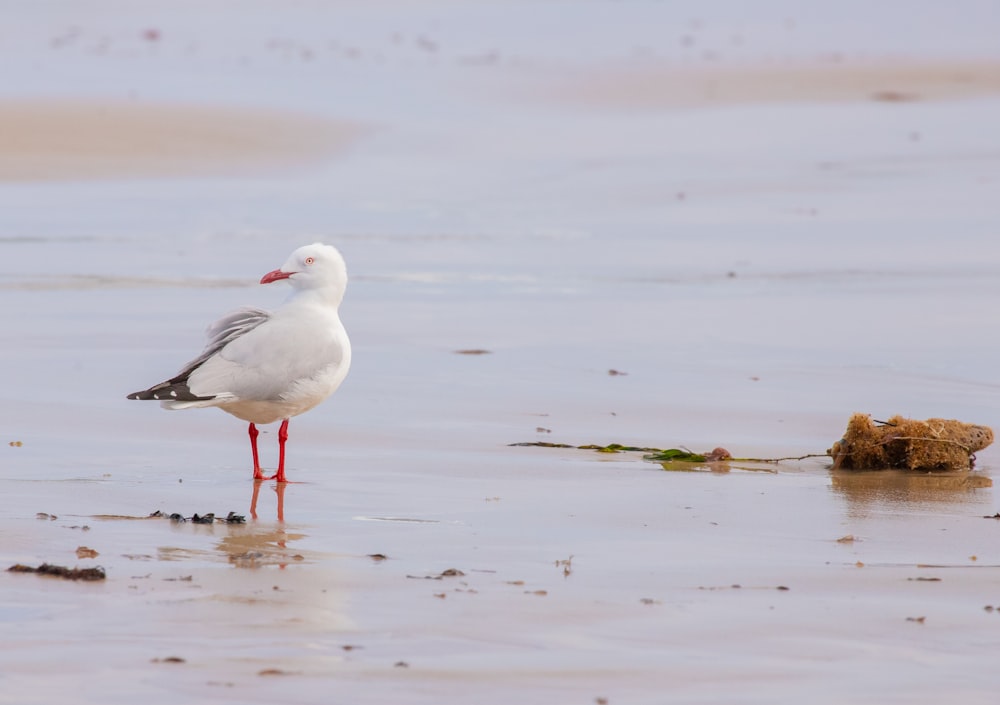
xmin=217 ymin=360 xmax=350 ymax=425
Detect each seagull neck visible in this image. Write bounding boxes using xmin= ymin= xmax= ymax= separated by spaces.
xmin=286 ymin=285 xmax=344 ymax=309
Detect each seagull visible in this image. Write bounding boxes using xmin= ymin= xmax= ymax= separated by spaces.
xmin=127 ymin=243 xmax=351 ymax=483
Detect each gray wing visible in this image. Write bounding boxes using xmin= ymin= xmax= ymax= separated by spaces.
xmin=196 ymin=307 xmax=273 ymax=371
xmin=127 ymin=307 xmax=271 ymax=401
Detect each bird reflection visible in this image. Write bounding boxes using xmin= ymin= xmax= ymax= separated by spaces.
xmin=213 ymin=482 xmax=306 ymax=569
xmin=250 ymin=478 xmax=286 ymax=521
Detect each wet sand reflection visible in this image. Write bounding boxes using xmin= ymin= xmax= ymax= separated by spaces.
xmin=831 ymin=469 xmax=993 ymax=517
xmin=249 ymin=478 xmax=286 ymax=522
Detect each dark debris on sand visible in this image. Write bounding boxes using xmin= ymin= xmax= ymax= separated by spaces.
xmin=8 ymin=563 xmax=106 ymax=581
xmin=148 ymin=510 xmax=246 ymax=524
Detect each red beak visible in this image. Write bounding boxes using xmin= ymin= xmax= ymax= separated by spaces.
xmin=260 ymin=269 xmax=292 ymax=285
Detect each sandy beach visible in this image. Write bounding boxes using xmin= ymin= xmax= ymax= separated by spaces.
xmin=553 ymin=60 xmax=1000 ymax=108
xmin=3 ymin=2 xmax=1000 ymax=704
xmin=0 ymin=101 xmax=364 ymax=181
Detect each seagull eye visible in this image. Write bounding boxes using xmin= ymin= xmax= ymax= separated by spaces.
xmin=304 ymin=257 xmax=315 ymax=265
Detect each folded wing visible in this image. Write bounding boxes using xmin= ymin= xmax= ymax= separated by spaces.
xmin=126 ymin=307 xmax=272 ymax=406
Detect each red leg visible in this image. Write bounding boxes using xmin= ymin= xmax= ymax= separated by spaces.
xmin=249 ymin=423 xmax=266 ymax=479
xmin=268 ymin=419 xmax=290 ymax=483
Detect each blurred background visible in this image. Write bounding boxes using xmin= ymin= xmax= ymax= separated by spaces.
xmin=3 ymin=0 xmax=1000 ymax=465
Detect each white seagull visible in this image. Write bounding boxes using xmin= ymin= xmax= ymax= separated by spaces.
xmin=128 ymin=243 xmax=351 ymax=483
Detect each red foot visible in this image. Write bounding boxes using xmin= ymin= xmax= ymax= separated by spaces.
xmin=264 ymin=469 xmax=288 ymax=483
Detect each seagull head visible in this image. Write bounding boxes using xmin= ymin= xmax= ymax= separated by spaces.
xmin=260 ymin=243 xmax=348 ymax=301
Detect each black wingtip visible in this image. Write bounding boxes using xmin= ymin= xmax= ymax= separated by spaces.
xmin=127 ymin=383 xmax=215 ymax=402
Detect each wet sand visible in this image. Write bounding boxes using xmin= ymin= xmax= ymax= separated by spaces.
xmin=4 ymin=461 xmax=999 ymax=705
xmin=4 ymin=3 xmax=1000 ymax=704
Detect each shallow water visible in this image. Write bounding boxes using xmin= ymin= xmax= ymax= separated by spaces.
xmin=3 ymin=2 xmax=1000 ymax=703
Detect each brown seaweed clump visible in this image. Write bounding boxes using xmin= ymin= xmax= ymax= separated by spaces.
xmin=829 ymin=413 xmax=993 ymax=471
